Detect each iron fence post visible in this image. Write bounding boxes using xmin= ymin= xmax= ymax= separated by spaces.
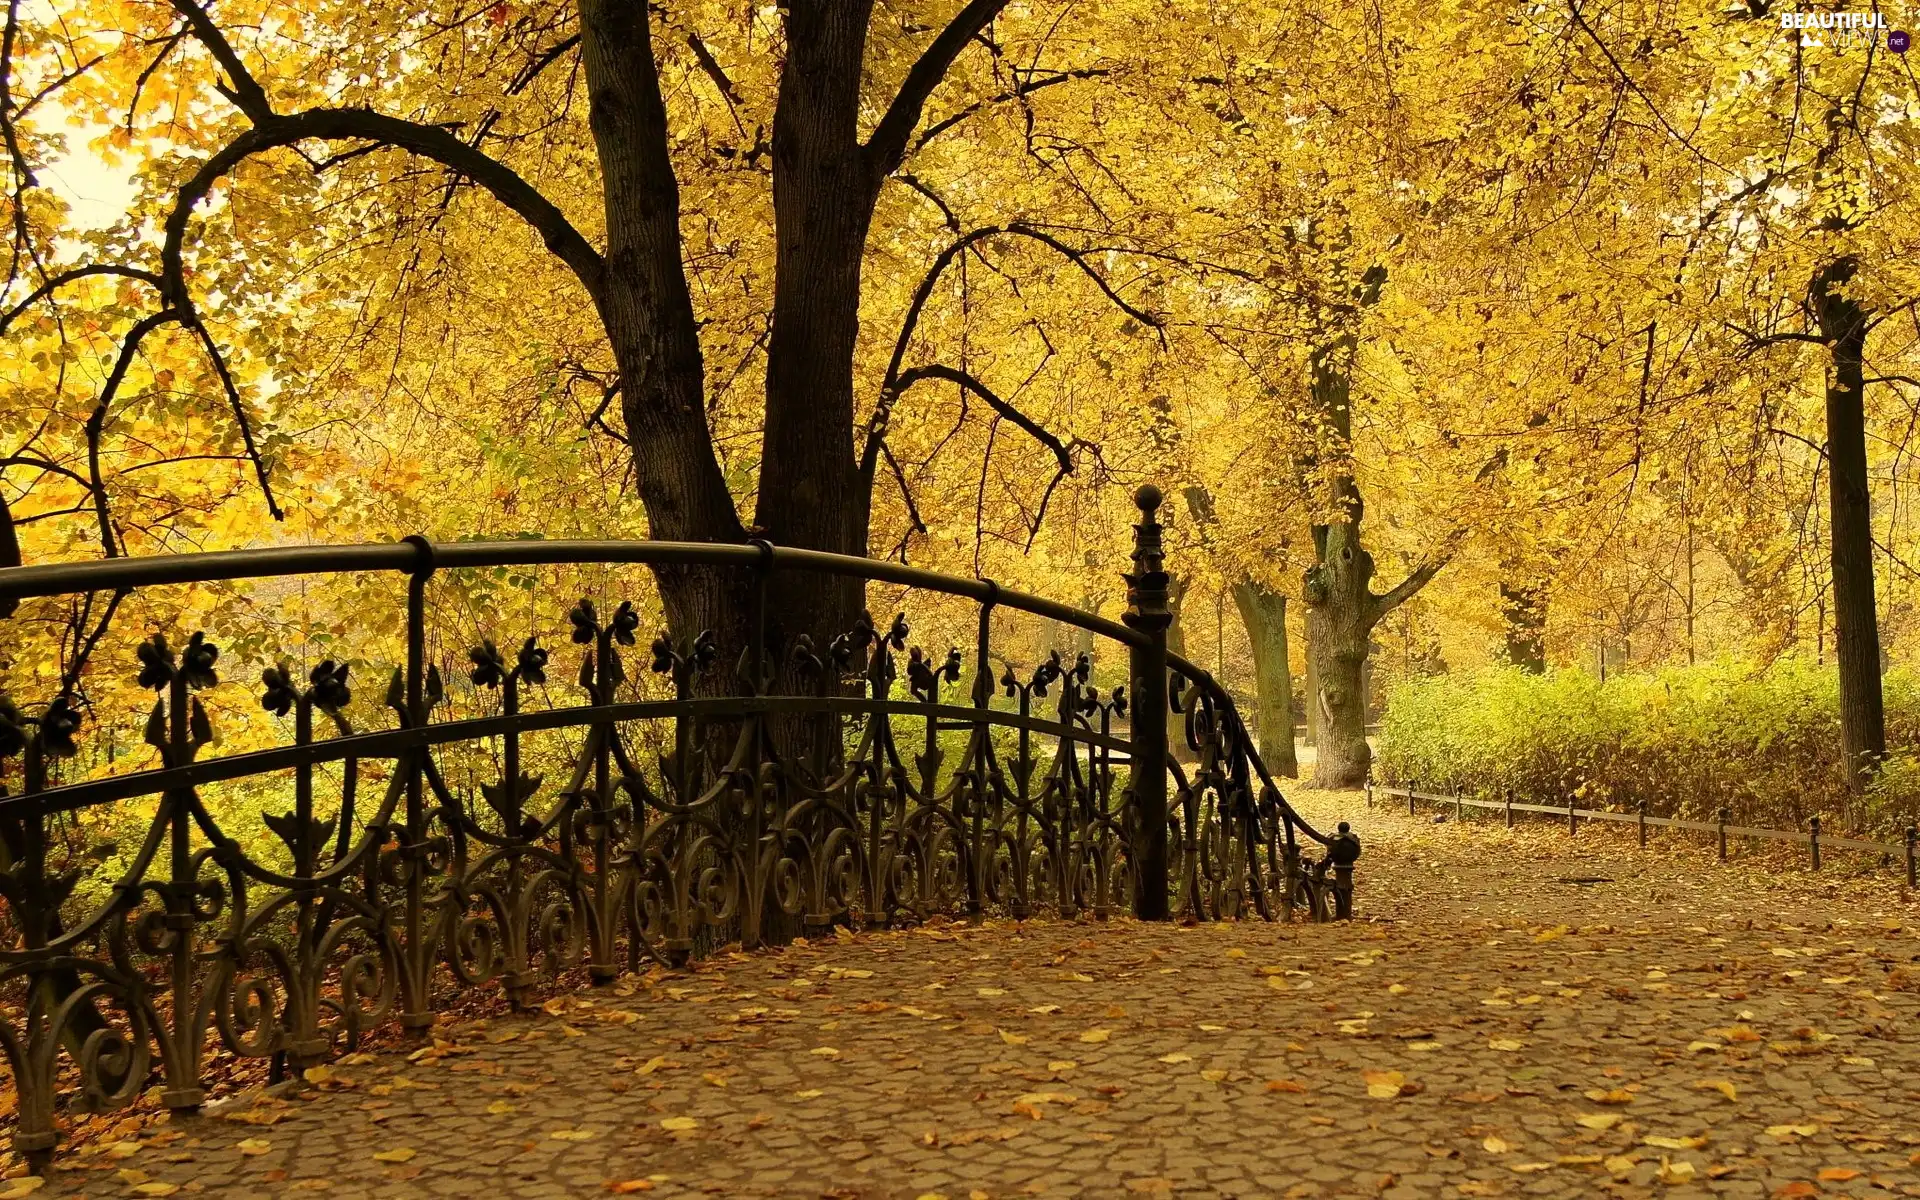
xmin=1123 ymin=485 xmax=1171 ymax=921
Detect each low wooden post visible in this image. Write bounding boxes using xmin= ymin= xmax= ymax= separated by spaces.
xmin=1504 ymin=787 xmax=1514 ymax=829
xmin=1408 ymin=777 xmax=1418 ymax=817
xmin=1567 ymin=795 xmax=1577 ymax=837
xmin=1809 ymin=815 xmax=1822 ymax=872
xmin=1906 ymin=826 xmax=1916 ymax=888
xmin=1717 ymin=807 xmax=1730 ymax=862
xmin=1637 ymin=799 xmax=1648 ymax=849
xmin=1455 ymin=788 xmax=1465 ymax=822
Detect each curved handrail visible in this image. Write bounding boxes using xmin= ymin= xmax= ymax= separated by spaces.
xmin=1168 ymin=652 xmax=1332 ymax=848
xmin=0 ymin=537 xmax=1148 ymax=650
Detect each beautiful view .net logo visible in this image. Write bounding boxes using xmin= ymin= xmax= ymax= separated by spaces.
xmin=1779 ymin=10 xmax=1910 ymax=51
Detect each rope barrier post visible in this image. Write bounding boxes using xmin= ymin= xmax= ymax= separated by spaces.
xmin=1504 ymin=787 xmax=1514 ymax=830
xmin=1455 ymin=788 xmax=1464 ymax=822
xmin=1808 ymin=815 xmax=1821 ymax=872
xmin=1567 ymin=794 xmax=1577 ymax=837
xmin=1408 ymin=777 xmax=1418 ymax=818
xmin=1122 ymin=485 xmax=1171 ymax=921
xmin=1717 ymin=806 xmax=1730 ymax=863
xmin=1637 ymin=799 xmax=1648 ymax=849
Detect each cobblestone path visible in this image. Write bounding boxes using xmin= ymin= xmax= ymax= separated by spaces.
xmin=28 ymin=792 xmax=1920 ymax=1200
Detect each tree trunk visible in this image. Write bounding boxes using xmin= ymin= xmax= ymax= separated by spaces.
xmin=1231 ymin=581 xmax=1297 ymax=777
xmin=1299 ymin=317 xmax=1443 ymax=790
xmin=1303 ymin=646 xmax=1318 ymax=747
xmin=1500 ymin=581 xmax=1547 ymax=672
xmin=1811 ymin=257 xmax=1885 ymax=791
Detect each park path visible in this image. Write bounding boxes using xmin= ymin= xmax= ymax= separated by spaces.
xmin=25 ymin=791 xmax=1920 ymax=1200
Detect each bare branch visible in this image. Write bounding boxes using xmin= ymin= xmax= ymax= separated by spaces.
xmin=168 ymin=0 xmax=275 ymax=121
xmin=1372 ymin=552 xmax=1451 ymax=619
xmin=186 ymin=318 xmax=282 ymax=519
xmin=863 ymin=0 xmax=1013 ymax=183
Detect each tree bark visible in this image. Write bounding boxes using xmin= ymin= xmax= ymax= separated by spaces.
xmin=1230 ymin=581 xmax=1297 ymax=777
xmin=1811 ymin=257 xmax=1885 ymax=791
xmin=1299 ymin=320 xmax=1443 ymax=789
xmin=1500 ymin=582 xmax=1547 ymax=672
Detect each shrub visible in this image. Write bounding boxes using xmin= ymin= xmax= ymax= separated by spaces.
xmin=1376 ymin=658 xmax=1920 ymax=837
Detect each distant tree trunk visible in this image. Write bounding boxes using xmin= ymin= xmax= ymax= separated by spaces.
xmin=1166 ymin=575 xmax=1190 ymax=664
xmin=1300 ymin=295 xmax=1445 ymax=790
xmin=1811 ymin=257 xmax=1885 ymax=791
xmin=1231 ymin=581 xmax=1297 ymax=777
xmin=1500 ymin=582 xmax=1547 ymax=672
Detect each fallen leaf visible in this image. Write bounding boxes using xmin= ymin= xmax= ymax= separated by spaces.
xmin=1200 ymin=1069 xmax=1227 ymax=1082
xmin=1079 ymin=1028 xmax=1111 ymax=1044
xmin=1695 ymin=1079 xmax=1737 ymax=1101
xmin=486 ymin=1100 xmax=516 ymax=1115
xmin=1656 ymin=1158 xmax=1696 ymax=1184
xmin=1816 ymin=1168 xmax=1862 ymax=1182
xmin=998 ymin=1029 xmax=1028 ymax=1046
xmin=794 ymin=1089 xmax=824 ymax=1099
xmin=659 ymin=1118 xmax=699 ymax=1132
xmin=235 ymin=1138 xmax=272 ymax=1156
xmin=810 ymin=1047 xmax=841 ymax=1059
xmin=605 ymin=1183 xmax=656 ymax=1194
xmin=372 ymin=1148 xmax=416 ymax=1163
xmin=1047 ymin=1060 xmax=1077 ymax=1072
xmin=1488 ymin=1038 xmax=1524 ymax=1052
xmin=1584 ymin=1088 xmax=1634 ymax=1105
xmin=552 ymin=1129 xmax=598 ymax=1142
xmin=1643 ymin=1135 xmax=1708 ymax=1151
xmin=1265 ymin=1080 xmax=1307 ymax=1093
xmin=1764 ymin=1124 xmax=1821 ymax=1139
xmin=1483 ymin=1136 xmax=1513 ymax=1154
xmin=1157 ymin=1053 xmax=1193 ymax=1065
xmin=1577 ymin=1114 xmax=1624 ymax=1131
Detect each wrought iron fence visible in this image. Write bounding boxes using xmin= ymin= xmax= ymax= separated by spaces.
xmin=0 ymin=486 xmax=1356 ymax=1167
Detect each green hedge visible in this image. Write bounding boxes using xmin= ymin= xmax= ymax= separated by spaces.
xmin=1376 ymin=659 xmax=1920 ymax=837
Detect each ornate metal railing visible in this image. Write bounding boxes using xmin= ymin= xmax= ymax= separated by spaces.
xmin=0 ymin=486 xmax=1357 ymax=1167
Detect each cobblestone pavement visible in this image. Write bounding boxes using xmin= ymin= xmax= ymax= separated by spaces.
xmin=27 ymin=791 xmax=1920 ymax=1200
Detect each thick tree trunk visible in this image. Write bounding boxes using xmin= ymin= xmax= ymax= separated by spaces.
xmin=1231 ymin=581 xmax=1297 ymax=777
xmin=1500 ymin=582 xmax=1547 ymax=673
xmin=1299 ymin=322 xmax=1442 ymax=789
xmin=1811 ymin=258 xmax=1885 ymax=791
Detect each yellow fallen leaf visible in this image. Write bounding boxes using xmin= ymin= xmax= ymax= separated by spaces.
xmin=810 ymin=1047 xmax=840 ymax=1059
xmin=1643 ymin=1135 xmax=1708 ymax=1150
xmin=1388 ymin=983 xmax=1410 ymax=995
xmin=1488 ymin=1038 xmax=1524 ymax=1051
xmin=1577 ymin=1113 xmax=1623 ymax=1131
xmin=1534 ymin=925 xmax=1569 ymax=943
xmin=794 ymin=1089 xmax=824 ymax=1099
xmin=104 ymin=1142 xmax=141 ymax=1159
xmin=1483 ymin=1136 xmax=1513 ymax=1153
xmin=552 ymin=1129 xmax=598 ymax=1141
xmin=116 ymin=1170 xmax=149 ymax=1186
xmin=1224 ymin=949 xmax=1247 ymax=959
xmin=1079 ymin=1028 xmax=1111 ymax=1043
xmin=1603 ymin=1155 xmax=1638 ymax=1175
xmin=1695 ymin=1079 xmax=1737 ymax=1101
xmin=1011 ymin=1101 xmax=1043 ymax=1120
xmin=977 ymin=987 xmax=1005 ymax=997
xmin=1817 ymin=1168 xmax=1862 ymax=1182
xmin=1764 ymin=1123 xmax=1821 ymax=1139
xmin=302 ymin=1065 xmax=334 ymax=1085
xmin=1656 ymin=1158 xmax=1696 ymax=1184
xmin=372 ymin=1148 xmax=416 ymax=1163
xmin=1361 ymin=1069 xmax=1406 ymax=1099
xmin=235 ymin=1138 xmax=272 ymax=1156
xmin=636 ymin=1055 xmax=677 ymax=1075
xmin=998 ymin=1029 xmax=1028 ymax=1046
xmin=1686 ymin=1041 xmax=1721 ymax=1053
xmin=1721 ymin=1025 xmax=1763 ymax=1043
xmin=1157 ymin=1053 xmax=1192 ymax=1064
xmin=0 ymin=1181 xmax=43 ymax=1200
xmin=1584 ymin=1088 xmax=1634 ymax=1105
xmin=1266 ymin=976 xmax=1291 ymax=991
xmin=486 ymin=1100 xmax=516 ymax=1115
xmin=659 ymin=1117 xmax=698 ymax=1132
xmin=1200 ymin=1069 xmax=1227 ymax=1082
xmin=1047 ymin=1060 xmax=1077 ymax=1072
